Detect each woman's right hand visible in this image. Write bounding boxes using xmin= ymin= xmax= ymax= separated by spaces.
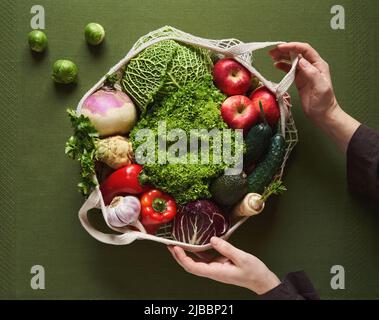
xmin=270 ymin=42 xmax=360 ymax=152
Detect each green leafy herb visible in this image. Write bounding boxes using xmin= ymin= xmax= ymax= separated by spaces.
xmin=260 ymin=180 xmax=287 ymax=202
xmin=65 ymin=109 xmax=99 ymax=196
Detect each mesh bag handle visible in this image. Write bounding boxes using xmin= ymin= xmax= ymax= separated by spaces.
xmin=78 ymin=188 xmax=140 ymax=245
xmin=79 ymin=187 xmax=249 ymax=252
xmin=77 ymin=33 xmax=298 ymax=116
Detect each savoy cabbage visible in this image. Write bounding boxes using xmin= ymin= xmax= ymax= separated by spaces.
xmin=122 ymin=40 xmax=213 ymax=112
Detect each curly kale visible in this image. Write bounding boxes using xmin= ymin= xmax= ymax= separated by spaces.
xmin=130 ymin=77 xmax=244 ymax=204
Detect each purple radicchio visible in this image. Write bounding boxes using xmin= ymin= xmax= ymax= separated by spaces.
xmin=172 ymin=200 xmax=230 ymax=245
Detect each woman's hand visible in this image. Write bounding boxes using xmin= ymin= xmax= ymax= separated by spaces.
xmin=270 ymin=42 xmax=360 ymax=152
xmin=270 ymin=42 xmax=337 ymax=122
xmin=168 ymin=237 xmax=281 ymax=295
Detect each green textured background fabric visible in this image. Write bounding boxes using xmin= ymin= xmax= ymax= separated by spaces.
xmin=0 ymin=0 xmax=378 ymax=299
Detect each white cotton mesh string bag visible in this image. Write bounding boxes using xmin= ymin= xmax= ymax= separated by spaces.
xmin=77 ymin=26 xmax=299 ymax=252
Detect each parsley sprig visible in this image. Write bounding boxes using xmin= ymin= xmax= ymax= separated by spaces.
xmin=260 ymin=180 xmax=287 ymax=202
xmin=65 ymin=109 xmax=99 ymax=196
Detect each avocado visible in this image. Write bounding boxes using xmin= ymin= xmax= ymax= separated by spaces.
xmin=210 ymin=173 xmax=248 ymax=207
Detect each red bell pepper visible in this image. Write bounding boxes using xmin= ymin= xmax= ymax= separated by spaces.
xmin=140 ymin=189 xmax=177 ymax=234
xmin=100 ymin=164 xmax=148 ymax=205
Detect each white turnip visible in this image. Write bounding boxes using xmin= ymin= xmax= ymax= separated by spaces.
xmin=81 ymin=88 xmax=137 ymax=137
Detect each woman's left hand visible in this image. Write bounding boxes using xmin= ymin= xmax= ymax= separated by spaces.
xmin=168 ymin=237 xmax=281 ymax=295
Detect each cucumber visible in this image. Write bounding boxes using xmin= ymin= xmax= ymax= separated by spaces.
xmin=247 ymin=134 xmax=286 ymax=194
xmin=244 ymin=123 xmax=272 ymax=170
xmin=244 ymin=100 xmax=273 ymax=170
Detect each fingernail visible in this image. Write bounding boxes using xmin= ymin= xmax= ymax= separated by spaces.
xmin=173 ymin=246 xmax=181 ymax=253
xmin=300 ymin=58 xmax=310 ymax=68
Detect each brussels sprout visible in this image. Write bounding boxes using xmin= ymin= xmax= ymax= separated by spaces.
xmin=84 ymin=23 xmax=105 ymax=45
xmin=52 ymin=60 xmax=78 ymax=84
xmin=28 ymin=30 xmax=47 ymax=53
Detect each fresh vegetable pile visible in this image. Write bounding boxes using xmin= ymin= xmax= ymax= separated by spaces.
xmin=66 ymin=38 xmax=290 ymax=246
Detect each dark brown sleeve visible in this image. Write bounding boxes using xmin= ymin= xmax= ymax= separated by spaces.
xmin=347 ymin=125 xmax=379 ymax=202
xmin=259 ymin=271 xmax=320 ymax=300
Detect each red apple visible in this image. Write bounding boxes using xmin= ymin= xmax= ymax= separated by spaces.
xmin=221 ymin=95 xmax=259 ymax=133
xmin=250 ymin=86 xmax=280 ymax=127
xmin=213 ymin=58 xmax=251 ymax=96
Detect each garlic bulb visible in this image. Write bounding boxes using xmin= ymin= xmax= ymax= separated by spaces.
xmin=106 ymin=196 xmax=141 ymax=228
